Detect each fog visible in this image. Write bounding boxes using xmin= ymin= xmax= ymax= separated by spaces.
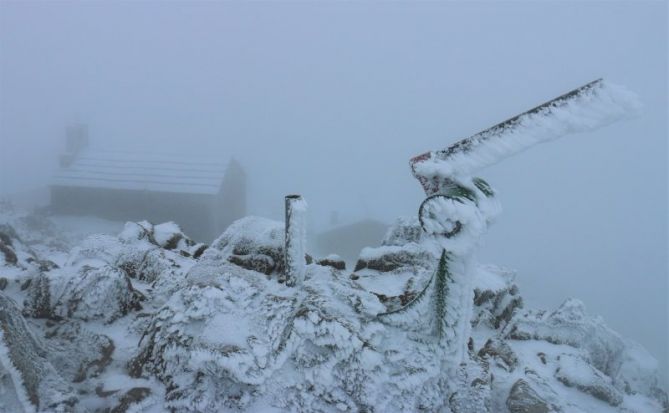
xmin=1 ymin=1 xmax=666 ymax=384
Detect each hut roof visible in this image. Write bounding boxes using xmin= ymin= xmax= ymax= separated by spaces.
xmin=51 ymin=149 xmax=227 ymax=195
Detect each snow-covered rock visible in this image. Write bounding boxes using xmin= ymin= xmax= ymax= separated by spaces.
xmin=0 ymin=211 xmax=665 ymax=412
xmin=43 ymin=321 xmax=114 ymax=384
xmin=210 ymin=216 xmax=287 ymax=276
xmin=555 ymin=353 xmax=623 ymax=406
xmin=506 ymin=379 xmax=556 ymax=413
xmin=27 ymin=265 xmax=144 ymax=324
xmin=129 ymin=250 xmax=387 ymax=412
xmin=352 ymin=243 xmax=438 ymax=313
xmin=472 ymin=264 xmax=523 ymax=330
xmin=0 ymin=224 xmax=58 ymax=273
xmin=0 ymin=292 xmax=77 ymax=412
xmin=382 ymin=216 xmax=423 ymax=246
xmin=507 ymin=298 xmax=627 ymax=382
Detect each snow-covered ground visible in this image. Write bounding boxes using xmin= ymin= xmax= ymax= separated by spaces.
xmin=0 ymin=205 xmax=666 ymax=412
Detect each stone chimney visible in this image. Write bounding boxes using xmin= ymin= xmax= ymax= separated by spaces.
xmin=60 ymin=124 xmax=88 ymax=167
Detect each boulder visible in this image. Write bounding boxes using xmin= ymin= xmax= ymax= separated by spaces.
xmin=211 ymin=217 xmax=287 ymax=276
xmin=50 ymin=265 xmax=145 ymax=323
xmin=478 ymin=337 xmax=518 ymax=372
xmin=506 ymin=379 xmax=553 ymax=413
xmin=316 ymin=255 xmax=346 ymax=271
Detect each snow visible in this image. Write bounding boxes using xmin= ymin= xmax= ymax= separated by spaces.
xmin=52 ymin=149 xmax=228 ymax=195
xmin=211 ymin=216 xmax=284 ymax=254
xmin=150 ymin=222 xmax=182 ymax=246
xmin=0 ymin=211 xmax=665 ymax=411
xmin=420 ymin=194 xmax=487 ymax=254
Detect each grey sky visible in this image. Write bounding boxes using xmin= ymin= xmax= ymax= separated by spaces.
xmin=1 ymin=1 xmax=666 ymax=383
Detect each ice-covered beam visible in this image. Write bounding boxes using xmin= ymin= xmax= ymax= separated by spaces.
xmin=283 ymin=194 xmax=307 ymax=287
xmin=411 ymin=79 xmax=642 ymax=188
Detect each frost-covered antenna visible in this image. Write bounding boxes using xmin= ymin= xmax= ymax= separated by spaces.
xmin=410 ymin=79 xmax=640 ymax=239
xmin=410 ymin=79 xmax=640 ymax=195
xmin=386 ymin=79 xmax=641 ymax=360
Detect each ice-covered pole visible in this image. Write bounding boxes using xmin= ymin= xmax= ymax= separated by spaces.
xmin=284 ymin=194 xmax=307 ymax=287
xmin=410 ymin=79 xmax=641 ymax=193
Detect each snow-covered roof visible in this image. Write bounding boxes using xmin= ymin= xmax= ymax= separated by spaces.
xmin=51 ymin=149 xmax=227 ymax=195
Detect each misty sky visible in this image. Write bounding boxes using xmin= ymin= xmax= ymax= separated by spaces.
xmin=0 ymin=1 xmax=666 ymax=383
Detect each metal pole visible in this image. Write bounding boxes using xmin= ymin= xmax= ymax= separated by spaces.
xmin=284 ymin=194 xmax=307 ymax=287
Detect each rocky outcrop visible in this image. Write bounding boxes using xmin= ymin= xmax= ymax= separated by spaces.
xmin=129 ymin=236 xmax=396 ymax=412
xmin=472 ymin=264 xmax=523 ymax=330
xmin=507 ymin=299 xmax=625 ymax=380
xmin=351 ymin=243 xmax=438 ymax=314
xmin=555 ymin=353 xmax=623 ymax=406
xmin=0 ymin=224 xmax=39 ymax=269
xmin=118 ymin=221 xmax=206 ymax=259
xmin=354 ymin=244 xmax=434 ymax=273
xmin=0 ymin=212 xmax=666 ymax=413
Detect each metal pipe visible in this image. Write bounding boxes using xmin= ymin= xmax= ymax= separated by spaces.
xmin=284 ymin=194 xmax=307 ymax=286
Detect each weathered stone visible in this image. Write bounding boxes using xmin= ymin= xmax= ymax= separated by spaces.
xmin=316 ymin=257 xmax=346 ymax=271
xmin=354 ymin=249 xmax=432 ymax=273
xmin=109 ymin=387 xmax=151 ymax=413
xmin=506 ymin=379 xmax=552 ymax=413
xmin=472 ymin=269 xmax=523 ymax=330
xmin=0 ymin=239 xmax=17 ymax=265
xmin=478 ymin=338 xmax=518 ymax=371
xmin=52 ymin=265 xmax=144 ymax=323
xmin=229 ymin=253 xmax=275 ymax=275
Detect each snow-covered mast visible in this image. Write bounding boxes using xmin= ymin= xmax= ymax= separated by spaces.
xmin=403 ymin=79 xmax=640 ymax=358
